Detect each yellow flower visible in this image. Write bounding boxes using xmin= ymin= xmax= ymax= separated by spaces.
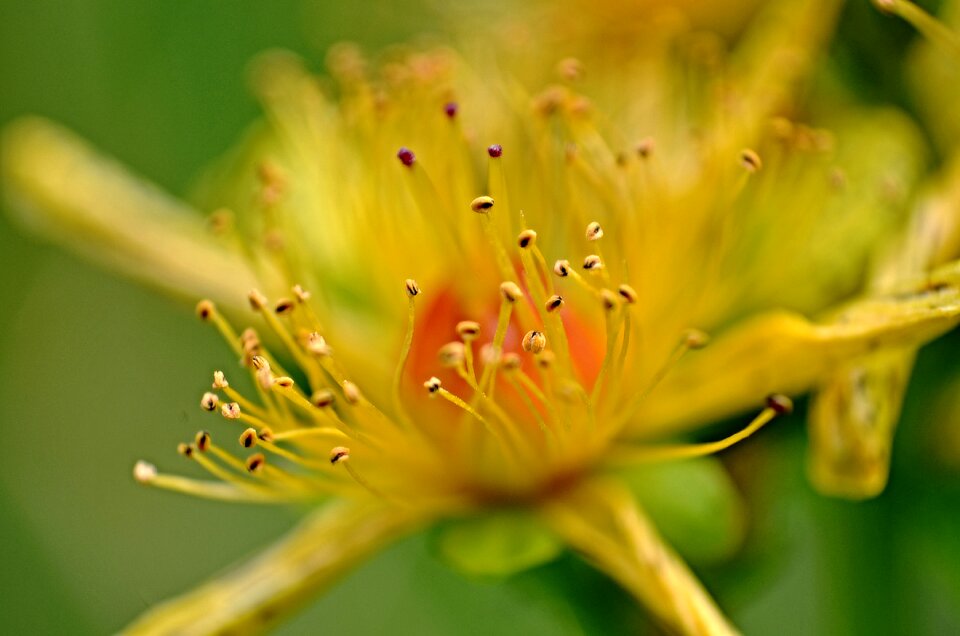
xmin=4 ymin=0 xmax=960 ymax=633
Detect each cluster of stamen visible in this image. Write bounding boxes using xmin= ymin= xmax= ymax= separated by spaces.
xmin=134 ymin=131 xmax=795 ymax=505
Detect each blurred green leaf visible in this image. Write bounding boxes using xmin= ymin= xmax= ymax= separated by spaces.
xmin=620 ymin=457 xmax=746 ymax=565
xmin=431 ymin=510 xmax=564 ymax=579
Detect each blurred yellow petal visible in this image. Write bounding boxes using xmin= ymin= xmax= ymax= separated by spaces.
xmin=1 ymin=117 xmax=262 ymax=306
xmin=542 ymin=478 xmax=737 ymax=636
xmin=124 ymin=501 xmax=423 ymax=636
xmin=633 ymin=260 xmax=960 ymax=437
xmin=807 ymin=155 xmax=960 ymax=498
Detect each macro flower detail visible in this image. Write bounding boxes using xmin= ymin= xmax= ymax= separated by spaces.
xmin=4 ymin=0 xmax=960 ymax=634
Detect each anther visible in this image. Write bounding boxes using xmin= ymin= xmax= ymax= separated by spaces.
xmin=536 ymin=350 xmax=556 ymax=369
xmin=330 ymin=446 xmax=351 ymax=465
xmin=558 ymin=57 xmax=584 ymax=81
xmin=292 ymin=284 xmax=311 ymax=302
xmin=221 ymin=402 xmax=242 ymax=419
xmin=618 ymin=284 xmax=639 ymax=304
xmin=600 ymin=289 xmax=618 ymax=311
xmin=195 ymin=431 xmax=211 ymax=452
xmin=480 ymin=344 xmax=500 ymax=367
xmin=195 ymin=299 xmax=215 ymax=321
xmin=501 ymin=352 xmax=522 ymax=371
xmin=438 ymin=342 xmax=466 ymax=368
xmin=273 ymin=376 xmax=295 ymax=389
xmin=766 ymin=394 xmax=794 ymax=416
xmin=444 ymin=102 xmax=458 ymax=119
xmin=553 ymin=260 xmax=571 ymax=277
xmin=274 ymin=298 xmax=295 ymax=315
xmin=200 ymin=392 xmax=220 ymax=412
xmin=456 ymin=320 xmax=481 ymax=340
xmin=177 ymin=443 xmax=194 ymax=458
xmin=240 ymin=428 xmax=258 ymax=449
xmin=583 ymin=254 xmax=603 ymax=270
xmin=212 ymin=371 xmax=228 ymax=389
xmin=522 ymin=330 xmax=547 ymax=354
xmin=636 ymin=138 xmax=655 ymax=158
xmin=586 ymin=221 xmax=604 ymax=241
xmin=405 ymin=279 xmax=421 ymax=297
xmin=424 ymin=376 xmax=442 ymax=394
xmin=133 ymin=460 xmax=157 ymax=484
xmin=250 ymin=355 xmax=269 ymax=371
xmin=487 ymin=144 xmax=503 ymax=158
xmin=246 ymin=453 xmax=266 ymax=473
xmin=248 ymin=289 xmax=268 ymax=311
xmin=471 ymin=195 xmax=495 ymax=213
xmin=517 ymin=229 xmax=537 ymax=248
xmin=342 ymin=381 xmax=361 ymax=405
xmin=683 ymin=329 xmax=710 ymax=349
xmin=500 ymin=281 xmax=524 ymax=302
xmin=305 ymin=332 xmax=332 ymax=357
xmin=312 ymin=389 xmax=336 ymax=408
xmin=258 ymin=427 xmax=275 ymax=443
xmin=740 ymin=149 xmax=762 ymax=173
xmin=545 ymin=294 xmax=565 ymax=312
xmin=397 ymin=147 xmax=416 ymax=167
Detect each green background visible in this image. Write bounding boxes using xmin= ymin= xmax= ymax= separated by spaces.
xmin=1 ymin=1 xmax=959 ymax=634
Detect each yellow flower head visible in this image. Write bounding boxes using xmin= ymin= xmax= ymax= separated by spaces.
xmin=4 ymin=0 xmax=960 ymax=633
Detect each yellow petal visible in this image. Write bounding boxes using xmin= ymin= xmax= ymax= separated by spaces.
xmin=631 ymin=260 xmax=960 ymax=437
xmin=123 ymin=502 xmax=422 ymax=635
xmin=806 ymin=154 xmax=960 ymax=499
xmin=2 ymin=117 xmax=261 ymax=306
xmin=541 ymin=478 xmax=738 ymax=636
xmin=808 ymin=348 xmax=915 ymax=499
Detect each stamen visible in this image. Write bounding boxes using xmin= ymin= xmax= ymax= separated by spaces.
xmin=545 ymin=294 xmax=564 ymax=312
xmin=397 ymin=147 xmax=416 ymax=167
xmin=470 ymin=196 xmax=495 ymax=213
xmin=583 ymin=254 xmax=603 ymax=271
xmin=522 ymin=330 xmax=547 ymax=354
xmin=200 ymin=392 xmax=219 ymax=412
xmin=478 ymin=285 xmax=518 ymax=393
xmin=195 ymin=299 xmax=242 ymax=358
xmin=607 ymin=395 xmax=794 ymax=465
xmin=240 ymin=428 xmax=259 ymax=449
xmin=246 ymin=453 xmax=266 ymax=473
xmin=874 ymin=0 xmax=960 ymax=54
xmin=636 ymin=137 xmax=655 ymax=159
xmin=517 ymin=229 xmax=537 ymax=248
xmin=212 ymin=371 xmax=228 ymax=389
xmin=342 ymin=381 xmax=361 ymax=405
xmin=133 ymin=462 xmax=281 ymax=502
xmin=456 ymin=321 xmax=481 ymax=339
xmin=600 ymin=289 xmax=619 ymax=312
xmin=195 ymin=430 xmax=211 ymax=452
xmin=500 ymin=281 xmax=524 ymax=303
xmin=248 ymin=289 xmax=322 ymax=390
xmin=740 ymin=149 xmax=762 ymax=173
xmin=312 ymin=389 xmax=336 ymax=408
xmin=329 ymin=446 xmax=387 ymax=500
xmin=221 ymin=402 xmax=242 ymax=419
xmin=586 ymin=221 xmax=604 ymax=241
xmin=618 ymin=284 xmax=639 ymax=304
xmin=274 ymin=298 xmax=295 ymax=315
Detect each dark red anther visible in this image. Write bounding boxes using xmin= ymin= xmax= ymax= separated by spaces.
xmin=444 ymin=102 xmax=458 ymax=119
xmin=397 ymin=147 xmax=416 ymax=167
xmin=487 ymin=144 xmax=503 ymax=158
xmin=765 ymin=394 xmax=794 ymax=416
